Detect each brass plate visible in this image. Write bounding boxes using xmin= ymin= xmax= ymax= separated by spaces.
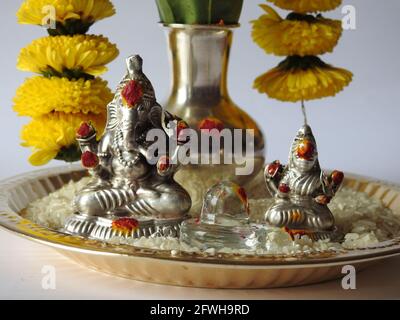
xmin=0 ymin=164 xmax=399 ymax=288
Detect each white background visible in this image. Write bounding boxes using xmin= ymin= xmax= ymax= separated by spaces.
xmin=0 ymin=0 xmax=400 ymax=299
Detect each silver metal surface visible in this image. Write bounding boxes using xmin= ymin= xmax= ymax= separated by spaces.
xmin=64 ymin=214 xmax=186 ymax=240
xmin=264 ymin=125 xmax=344 ymax=241
xmin=64 ymin=55 xmax=192 ymax=240
xmin=163 ymin=24 xmax=265 ymax=212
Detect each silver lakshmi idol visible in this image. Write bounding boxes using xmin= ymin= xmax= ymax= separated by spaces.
xmin=63 ymin=55 xmax=192 ymax=240
xmin=264 ymin=125 xmax=344 ymax=241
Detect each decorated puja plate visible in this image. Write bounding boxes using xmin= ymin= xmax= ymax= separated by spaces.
xmin=0 ymin=164 xmax=399 ymax=289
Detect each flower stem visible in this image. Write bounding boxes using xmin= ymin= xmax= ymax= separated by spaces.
xmin=301 ymin=100 xmax=308 ymax=125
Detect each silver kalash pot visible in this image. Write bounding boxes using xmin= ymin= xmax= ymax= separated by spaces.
xmin=163 ymin=24 xmax=266 ymax=212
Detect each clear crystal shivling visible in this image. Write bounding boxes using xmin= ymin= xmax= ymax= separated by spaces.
xmin=180 ymin=181 xmax=263 ymax=250
xmin=63 ymin=55 xmax=191 ymax=240
xmin=264 ymin=124 xmax=344 ymax=241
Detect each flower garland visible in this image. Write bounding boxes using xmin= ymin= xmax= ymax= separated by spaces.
xmin=252 ymin=0 xmax=352 ymax=103
xmin=14 ymin=0 xmax=119 ymax=166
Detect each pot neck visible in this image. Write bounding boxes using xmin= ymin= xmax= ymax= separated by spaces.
xmin=165 ymin=25 xmax=234 ymax=104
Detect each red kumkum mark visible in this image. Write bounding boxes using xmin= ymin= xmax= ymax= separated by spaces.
xmin=76 ymin=122 xmax=94 ymax=139
xmin=81 ymin=151 xmax=99 ymax=168
xmin=157 ymin=155 xmax=171 ymax=173
xmin=198 ymin=117 xmax=224 ymax=133
xmin=112 ymin=218 xmax=139 ymax=234
xmin=236 ymin=186 xmax=250 ymax=215
xmin=121 ymin=80 xmax=143 ymax=108
xmin=284 ymin=227 xmax=309 ymax=241
xmin=176 ymin=120 xmax=189 ymax=143
xmin=297 ymin=139 xmax=315 ymax=160
xmin=266 ymin=161 xmax=281 ymax=177
xmin=278 ymin=184 xmax=290 ymax=194
xmin=331 ymin=170 xmax=344 ymax=185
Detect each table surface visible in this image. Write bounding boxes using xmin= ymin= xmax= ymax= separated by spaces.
xmin=1 ymin=228 xmax=399 ymax=300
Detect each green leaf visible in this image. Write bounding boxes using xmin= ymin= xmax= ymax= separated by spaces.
xmin=155 ymin=0 xmax=175 ymax=24
xmin=41 ymin=66 xmax=94 ymax=81
xmin=55 ymin=145 xmax=81 ymax=163
xmin=155 ymin=0 xmax=244 ymax=25
xmin=47 ymin=19 xmax=93 ymax=36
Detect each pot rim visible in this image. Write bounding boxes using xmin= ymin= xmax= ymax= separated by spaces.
xmin=160 ymin=22 xmax=240 ymax=30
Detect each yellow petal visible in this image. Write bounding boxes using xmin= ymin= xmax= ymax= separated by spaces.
xmin=63 ymin=12 xmax=81 ymax=21
xmin=85 ymin=66 xmax=108 ymax=76
xmin=29 ymin=149 xmax=58 ymax=166
xmin=259 ymin=4 xmax=282 ymax=22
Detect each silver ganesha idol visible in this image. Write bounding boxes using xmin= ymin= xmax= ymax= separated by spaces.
xmin=63 ymin=55 xmax=191 ymax=240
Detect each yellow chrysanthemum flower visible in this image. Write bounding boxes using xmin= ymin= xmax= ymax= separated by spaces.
xmin=21 ymin=112 xmax=106 ymax=166
xmin=252 ymin=5 xmax=342 ymax=56
xmin=18 ymin=35 xmax=119 ymax=77
xmin=17 ymin=0 xmax=115 ymax=26
xmin=254 ymin=56 xmax=353 ymax=102
xmin=267 ymin=0 xmax=342 ymax=13
xmin=14 ymin=76 xmax=113 ymax=117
